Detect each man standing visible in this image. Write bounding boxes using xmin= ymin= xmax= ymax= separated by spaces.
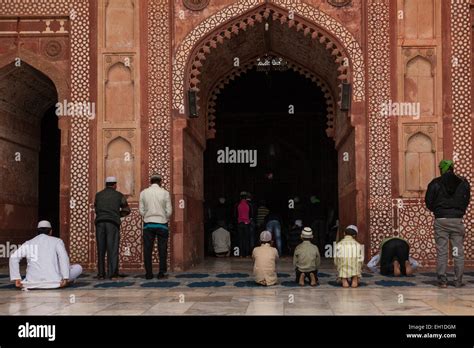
xmin=425 ymin=160 xmax=470 ymax=288
xmin=9 ymin=221 xmax=82 ymax=289
xmin=256 ymin=200 xmax=270 ymax=230
xmin=265 ymin=210 xmax=282 ymax=256
xmin=94 ymin=176 xmax=131 ymax=280
xmin=139 ymin=174 xmax=172 ymax=279
xmin=214 ymin=197 xmax=230 ymax=228
xmin=235 ymin=192 xmax=252 ymax=257
xmin=246 ymin=193 xmax=257 ymax=250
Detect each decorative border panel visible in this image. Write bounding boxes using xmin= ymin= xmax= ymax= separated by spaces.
xmin=148 ymin=0 xmax=172 ymax=269
xmin=367 ymin=0 xmax=393 ymax=254
xmin=392 ymin=199 xmax=436 ymax=261
xmin=450 ymin=0 xmax=473 ymax=258
xmin=148 ymin=0 xmax=171 ymax=189
xmin=0 ymin=0 xmax=91 ymax=263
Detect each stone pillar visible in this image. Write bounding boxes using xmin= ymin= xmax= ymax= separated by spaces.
xmin=96 ymin=0 xmax=143 ymax=269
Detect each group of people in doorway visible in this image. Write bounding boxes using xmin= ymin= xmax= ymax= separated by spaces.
xmin=208 ymin=192 xmax=337 ymax=259
xmin=8 ymin=159 xmax=470 ymax=290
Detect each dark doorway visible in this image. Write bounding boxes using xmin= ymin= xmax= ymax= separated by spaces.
xmin=38 ymin=104 xmax=60 ymax=237
xmin=204 ymin=67 xmax=338 ymax=255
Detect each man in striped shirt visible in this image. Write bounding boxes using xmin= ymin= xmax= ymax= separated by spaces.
xmin=256 ymin=201 xmax=270 ymax=229
xmin=334 ymin=225 xmax=364 ymax=288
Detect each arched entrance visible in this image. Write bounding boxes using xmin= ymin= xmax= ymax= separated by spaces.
xmin=203 ymin=65 xmax=339 ymax=257
xmin=171 ymin=2 xmax=367 ymax=271
xmin=0 ymin=53 xmax=70 ymax=260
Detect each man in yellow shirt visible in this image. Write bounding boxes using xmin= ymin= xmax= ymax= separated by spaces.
xmin=334 ymin=225 xmax=364 ymax=288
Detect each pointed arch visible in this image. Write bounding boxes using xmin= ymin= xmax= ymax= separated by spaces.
xmin=173 ymin=0 xmax=365 ymax=112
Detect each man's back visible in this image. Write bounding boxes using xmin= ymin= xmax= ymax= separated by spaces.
xmin=425 ymin=171 xmax=470 ymax=218
xmin=139 ymin=184 xmax=172 ymax=223
xmin=95 ymin=187 xmax=127 ymax=226
xmin=212 ymin=227 xmax=231 ymax=253
xmin=10 ymin=234 xmax=69 ymax=289
xmin=335 ymin=236 xmax=363 ymax=266
xmin=252 ymin=244 xmax=278 ymax=284
xmin=237 ymin=199 xmax=250 ymax=224
xmin=294 ymin=241 xmax=320 ymax=272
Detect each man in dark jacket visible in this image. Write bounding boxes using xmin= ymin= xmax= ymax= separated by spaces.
xmin=94 ymin=176 xmax=131 ymax=279
xmin=425 ymin=160 xmax=470 ymax=288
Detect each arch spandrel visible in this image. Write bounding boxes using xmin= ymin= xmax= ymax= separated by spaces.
xmin=173 ymin=0 xmax=365 ymax=112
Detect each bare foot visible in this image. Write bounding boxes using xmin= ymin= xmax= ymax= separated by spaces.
xmin=298 ymin=273 xmax=305 ymax=286
xmin=393 ymin=260 xmax=401 ymax=277
xmin=351 ymin=276 xmax=359 ymax=288
xmin=342 ymin=278 xmax=350 ymax=288
xmin=405 ymin=260 xmax=413 ymax=276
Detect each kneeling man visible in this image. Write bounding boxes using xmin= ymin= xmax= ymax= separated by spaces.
xmin=293 ymin=227 xmax=320 ymax=286
xmin=252 ymin=231 xmax=279 ymax=286
xmin=9 ymin=221 xmax=82 ymax=289
xmin=367 ymin=237 xmax=418 ymax=276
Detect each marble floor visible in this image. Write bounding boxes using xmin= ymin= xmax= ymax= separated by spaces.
xmin=0 ymin=258 xmax=473 ymax=316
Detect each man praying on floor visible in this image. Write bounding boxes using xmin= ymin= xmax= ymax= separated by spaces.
xmin=252 ymin=230 xmax=278 ymax=286
xmin=293 ymin=227 xmax=320 ymax=286
xmin=212 ymin=221 xmax=231 ymax=257
xmin=334 ymin=225 xmax=364 ymax=288
xmin=367 ymin=237 xmax=418 ymax=276
xmin=9 ymin=220 xmax=82 ymax=290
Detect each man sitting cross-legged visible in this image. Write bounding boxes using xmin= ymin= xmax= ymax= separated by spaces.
xmin=9 ymin=221 xmax=82 ymax=290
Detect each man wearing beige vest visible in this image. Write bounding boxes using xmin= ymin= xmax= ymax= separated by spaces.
xmin=252 ymin=230 xmax=279 ymax=286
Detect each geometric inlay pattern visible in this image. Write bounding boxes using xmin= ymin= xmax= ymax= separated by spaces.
xmin=148 ymin=0 xmax=172 ymax=190
xmin=273 ymin=0 xmax=365 ymax=101
xmin=173 ymin=0 xmax=263 ymax=111
xmin=148 ymin=0 xmax=172 ymax=269
xmin=391 ymin=199 xmax=436 ymax=262
xmin=367 ymin=0 xmax=393 ymax=256
xmin=450 ymin=0 xmax=473 ymax=259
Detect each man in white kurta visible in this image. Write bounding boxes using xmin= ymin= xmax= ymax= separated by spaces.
xmin=9 ymin=221 xmax=82 ymax=289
